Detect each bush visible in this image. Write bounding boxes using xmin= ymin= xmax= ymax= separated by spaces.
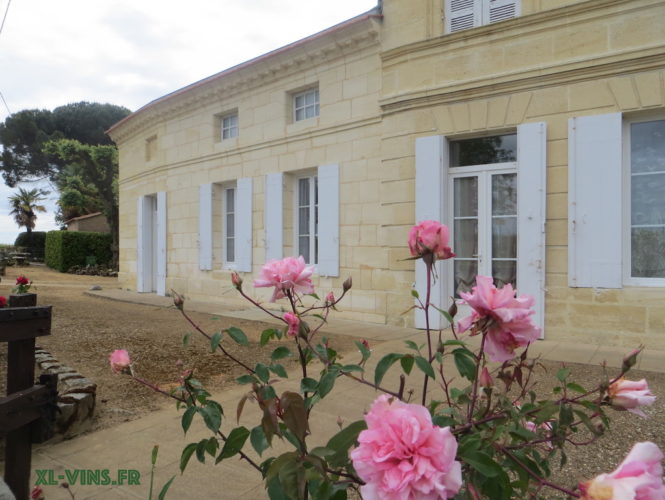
xmin=14 ymin=231 xmax=47 ymax=261
xmin=45 ymin=230 xmax=112 ymax=272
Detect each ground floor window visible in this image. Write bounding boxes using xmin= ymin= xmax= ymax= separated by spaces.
xmin=296 ymin=175 xmax=318 ymax=265
xmin=223 ymin=186 xmax=236 ymax=266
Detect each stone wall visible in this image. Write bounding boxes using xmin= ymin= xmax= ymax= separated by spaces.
xmin=34 ymin=346 xmax=96 ymax=440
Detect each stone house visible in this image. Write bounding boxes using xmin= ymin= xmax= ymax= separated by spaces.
xmin=108 ymin=0 xmax=665 ymax=350
xmin=65 ymin=212 xmax=111 ymax=233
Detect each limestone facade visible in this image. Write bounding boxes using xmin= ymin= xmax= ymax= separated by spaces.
xmin=108 ymin=0 xmax=665 ymax=350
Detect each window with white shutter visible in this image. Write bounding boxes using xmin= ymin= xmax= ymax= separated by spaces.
xmin=445 ymin=0 xmax=520 ymax=33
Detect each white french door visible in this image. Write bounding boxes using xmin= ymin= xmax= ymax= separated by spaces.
xmin=448 ymin=164 xmax=518 ymax=300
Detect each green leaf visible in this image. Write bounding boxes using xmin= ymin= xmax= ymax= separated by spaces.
xmin=210 ymin=332 xmax=223 ymax=352
xmin=341 ymin=364 xmax=364 ymax=373
xmin=453 ymin=348 xmax=476 ymax=381
xmin=269 ymin=364 xmax=288 ymax=378
xmin=199 ymin=403 xmax=222 ymax=433
xmin=226 ymin=326 xmax=249 ymax=346
xmin=354 ymin=341 xmax=371 ymax=361
xmin=415 ymin=356 xmax=435 ymax=379
xmin=318 ymin=371 xmax=338 ymax=398
xmin=255 ymin=363 xmax=270 ymax=383
xmin=195 ymin=439 xmax=207 ymax=463
xmin=326 ymin=420 xmax=367 ymax=467
xmin=374 ymin=353 xmax=402 ymax=387
xmin=566 ymin=382 xmax=586 ymax=394
xmin=443 ymin=339 xmax=467 ymax=347
xmin=404 ymin=340 xmax=420 ymax=351
xmin=462 ymin=451 xmax=503 ymax=478
xmin=236 ymin=374 xmax=257 ymax=385
xmin=260 ymin=328 xmax=276 ymax=346
xmin=216 ymin=426 xmax=250 ymax=462
xmin=271 ymin=346 xmax=292 ymax=361
xmin=411 ymin=289 xmax=419 ymax=299
xmin=180 ymin=443 xmax=197 ymax=473
xmin=182 ymin=332 xmax=191 ymax=347
xmin=400 ymin=355 xmax=415 ymax=375
xmin=260 ymin=385 xmax=278 ymax=400
xmin=158 ymin=476 xmax=175 ymax=500
xmin=250 ymin=425 xmax=269 ymax=456
xmin=556 ymin=367 xmax=571 ymax=382
xmin=181 ymin=406 xmax=196 ymax=434
xmin=301 ymin=377 xmax=319 ymax=393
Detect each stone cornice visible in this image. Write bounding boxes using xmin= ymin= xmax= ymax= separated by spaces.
xmin=379 ymin=46 xmax=665 ymax=115
xmin=109 ymin=14 xmax=381 ymax=145
xmin=119 ymin=115 xmax=382 ymax=185
xmin=381 ymin=0 xmax=655 ymax=65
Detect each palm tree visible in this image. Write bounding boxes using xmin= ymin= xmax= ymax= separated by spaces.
xmin=8 ymin=187 xmax=49 ymax=234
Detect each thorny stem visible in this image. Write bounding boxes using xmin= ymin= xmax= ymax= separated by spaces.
xmin=179 ymin=307 xmax=256 ymax=374
xmin=422 ymin=255 xmax=434 ymax=406
xmin=235 ymin=286 xmax=283 ymax=321
xmin=495 ymin=443 xmax=580 ymax=498
xmin=467 ymin=332 xmax=487 ymax=421
xmin=131 ymin=375 xmax=186 ymax=402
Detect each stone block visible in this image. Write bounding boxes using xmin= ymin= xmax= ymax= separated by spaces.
xmin=61 ymin=377 xmax=97 ymax=395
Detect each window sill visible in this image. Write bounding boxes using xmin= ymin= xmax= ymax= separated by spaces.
xmin=214 ymin=137 xmax=239 ymax=152
xmin=287 ymin=117 xmax=319 ymax=135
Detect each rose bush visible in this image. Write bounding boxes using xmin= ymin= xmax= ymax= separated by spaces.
xmin=113 ymin=220 xmax=662 ymax=499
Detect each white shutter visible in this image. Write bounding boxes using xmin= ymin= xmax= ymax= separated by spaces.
xmin=136 ymin=196 xmax=148 ymax=292
xmin=199 ymin=183 xmax=213 ymax=271
xmin=156 ymin=191 xmax=167 ymax=296
xmin=317 ymin=164 xmax=340 ymax=277
xmin=235 ymin=178 xmax=253 ymax=272
xmin=446 ymin=0 xmax=479 ymax=33
xmin=517 ymin=122 xmax=547 ymax=337
xmin=414 ymin=136 xmax=448 ymax=329
xmin=568 ymin=113 xmax=623 ymax=288
xmin=488 ymin=0 xmax=519 ymax=24
xmin=264 ymin=173 xmax=283 ymax=261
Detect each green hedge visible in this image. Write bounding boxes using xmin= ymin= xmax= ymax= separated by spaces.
xmin=45 ymin=231 xmax=112 ymax=272
xmin=14 ymin=231 xmax=47 ymax=260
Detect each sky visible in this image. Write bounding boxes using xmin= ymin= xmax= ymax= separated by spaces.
xmin=0 ymin=0 xmax=378 ymax=243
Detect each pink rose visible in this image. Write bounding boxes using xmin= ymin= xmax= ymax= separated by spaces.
xmin=408 ymin=220 xmax=455 ymax=261
xmin=457 ymin=276 xmax=540 ymax=363
xmin=525 ymin=420 xmax=554 ymax=450
xmin=283 ymin=312 xmax=300 ymax=338
xmin=580 ymin=442 xmax=665 ymax=499
xmin=325 ymin=291 xmax=335 ymax=304
xmin=0 ymin=296 xmax=7 ymax=308
xmin=350 ymin=395 xmax=462 ymax=500
xmin=109 ymin=349 xmax=131 ymax=374
xmin=608 ymin=377 xmax=656 ymax=418
xmin=254 ymin=256 xmax=315 ymax=302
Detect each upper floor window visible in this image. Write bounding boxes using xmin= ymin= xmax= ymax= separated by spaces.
xmin=445 ymin=0 xmax=520 ymax=33
xmin=626 ymin=118 xmax=665 ymax=282
xmin=221 ymin=113 xmax=238 ymax=140
xmin=293 ymin=88 xmax=319 ymax=122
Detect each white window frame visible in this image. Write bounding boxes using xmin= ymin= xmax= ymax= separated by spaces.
xmin=222 ymin=184 xmax=237 ymax=268
xmin=221 ymin=113 xmax=238 ymax=140
xmin=445 ymin=0 xmax=521 ymax=33
xmin=294 ymin=173 xmax=318 ymax=266
xmin=447 ymin=161 xmax=518 ymax=301
xmin=622 ymin=114 xmax=665 ymax=287
xmin=293 ymin=88 xmax=320 ymax=122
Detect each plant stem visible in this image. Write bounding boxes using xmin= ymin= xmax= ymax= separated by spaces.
xmin=422 ymin=255 xmax=433 ymax=406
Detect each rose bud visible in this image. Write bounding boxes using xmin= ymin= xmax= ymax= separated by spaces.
xmin=283 ymin=312 xmax=300 ymax=338
xmin=622 ymin=347 xmax=642 ymax=372
xmin=448 ymin=300 xmax=458 ymax=319
xmin=479 ymin=367 xmax=493 ymax=388
xmin=326 ymin=291 xmax=335 ymax=304
xmin=343 ymin=276 xmax=352 ymax=292
xmin=172 ymin=291 xmax=184 ymax=310
xmin=608 ymin=377 xmax=656 ymax=417
xmin=231 ymin=272 xmax=242 ymax=289
xmin=361 ymin=339 xmax=370 ymax=350
xmin=109 ymin=349 xmax=131 ymax=375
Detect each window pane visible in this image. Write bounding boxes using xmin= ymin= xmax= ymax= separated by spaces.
xmin=492 ymin=260 xmax=517 ymax=289
xmin=631 ymin=120 xmax=665 ymax=174
xmin=299 ymin=236 xmax=310 ymax=263
xmin=226 ymin=237 xmax=235 ymax=262
xmin=492 ymin=174 xmax=517 ymax=215
xmin=299 ymin=178 xmax=310 ymax=205
xmin=299 ymin=207 xmax=309 ymax=235
xmin=454 ymin=219 xmax=478 ymax=258
xmin=631 ymin=172 xmax=665 ymax=226
xmin=295 ymin=95 xmax=304 ymax=108
xmin=305 ymin=91 xmax=315 ymax=106
xmin=492 ymin=217 xmax=517 ymax=259
xmin=454 ymin=260 xmax=478 ymax=298
xmin=631 ymin=227 xmax=665 ymax=278
xmin=450 ymin=134 xmax=517 ymax=167
xmin=226 ymin=189 xmax=234 ymax=212
xmin=295 ymin=108 xmax=304 ymax=121
xmin=454 ymin=177 xmax=478 ymax=217
xmin=305 ymin=106 xmax=315 ymax=119
xmin=226 ymin=213 xmax=234 ymax=237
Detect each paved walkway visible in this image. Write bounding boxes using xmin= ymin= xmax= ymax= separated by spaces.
xmin=24 ymin=288 xmax=665 ymax=499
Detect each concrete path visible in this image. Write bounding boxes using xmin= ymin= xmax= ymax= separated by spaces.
xmin=23 ymin=288 xmax=665 ymax=499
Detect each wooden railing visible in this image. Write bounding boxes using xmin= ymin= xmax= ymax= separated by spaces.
xmin=1 ymin=297 xmax=56 ymax=499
